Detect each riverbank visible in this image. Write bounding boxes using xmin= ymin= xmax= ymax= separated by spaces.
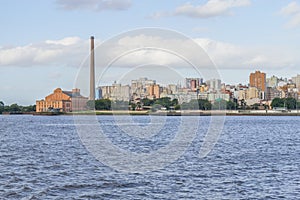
xmin=70 ymin=110 xmax=300 ymax=116
xmin=2 ymin=110 xmax=300 ymax=116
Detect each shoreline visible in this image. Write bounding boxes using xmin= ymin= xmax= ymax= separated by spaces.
xmin=2 ymin=110 xmax=300 ymax=116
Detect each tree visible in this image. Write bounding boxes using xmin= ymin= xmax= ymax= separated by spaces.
xmin=0 ymin=101 xmax=4 ymax=114
xmin=95 ymin=99 xmax=112 ymax=110
xmin=154 ymin=97 xmax=172 ymax=109
xmin=9 ymin=104 xmax=21 ymax=112
xmin=141 ymin=98 xmax=154 ymax=106
xmin=286 ymin=97 xmax=297 ymax=109
xmin=271 ymin=98 xmax=284 ymax=108
xmin=87 ymin=99 xmax=112 ymax=110
xmin=212 ymin=99 xmax=227 ymax=110
xmin=271 ymin=97 xmax=297 ymax=110
xmin=179 ymin=99 xmax=211 ymax=110
xmin=226 ymin=101 xmax=237 ymax=110
xmin=21 ymin=105 xmax=36 ymax=112
xmin=198 ymin=99 xmax=211 ymax=110
xmin=203 ymin=101 xmax=212 ymax=110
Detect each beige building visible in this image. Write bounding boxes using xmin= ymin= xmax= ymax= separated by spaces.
xmin=36 ymin=88 xmax=88 ymax=112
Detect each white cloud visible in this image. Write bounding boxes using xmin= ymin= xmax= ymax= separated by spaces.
xmin=56 ymin=0 xmax=132 ymax=11
xmin=280 ymin=1 xmax=300 ymax=16
xmin=45 ymin=37 xmax=81 ymax=46
xmin=280 ymin=1 xmax=300 ymax=28
xmin=175 ymin=0 xmax=251 ymax=18
xmin=0 ymin=35 xmax=298 ymax=72
xmin=151 ymin=0 xmax=251 ymax=19
xmin=0 ymin=37 xmax=88 ymax=67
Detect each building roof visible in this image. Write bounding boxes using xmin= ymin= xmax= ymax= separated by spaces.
xmin=62 ymin=91 xmax=86 ymax=98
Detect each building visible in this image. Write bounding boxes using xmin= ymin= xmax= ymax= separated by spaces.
xmin=266 ymin=75 xmax=279 ymax=88
xmin=207 ymin=79 xmax=221 ymax=92
xmin=131 ymin=77 xmax=156 ymax=100
xmin=292 ymin=74 xmax=300 ymax=89
xmin=98 ymin=86 xmax=113 ymax=99
xmin=208 ymin=93 xmax=230 ymax=102
xmin=36 ymin=88 xmax=88 ymax=112
xmin=110 ymin=83 xmax=131 ymax=101
xmin=147 ymin=84 xmax=160 ymax=99
xmin=185 ymin=78 xmax=203 ymax=91
xmin=97 ymin=83 xmax=131 ymax=101
xmin=266 ymin=87 xmax=281 ymax=101
xmin=249 ymin=71 xmax=266 ymax=92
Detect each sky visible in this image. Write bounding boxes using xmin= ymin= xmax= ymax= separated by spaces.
xmin=0 ymin=0 xmax=300 ymax=105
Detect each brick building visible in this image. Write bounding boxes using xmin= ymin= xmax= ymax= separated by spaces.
xmin=36 ymin=88 xmax=88 ymax=112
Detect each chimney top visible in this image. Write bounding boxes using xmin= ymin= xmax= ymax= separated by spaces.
xmin=91 ymin=36 xmax=94 ymax=40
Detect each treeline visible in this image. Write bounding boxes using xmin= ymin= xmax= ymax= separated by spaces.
xmin=87 ymin=97 xmax=238 ymax=111
xmin=0 ymin=101 xmax=36 ymax=114
xmin=87 ymin=97 xmax=179 ymax=111
xmin=88 ymin=97 xmax=300 ymax=111
xmin=271 ymin=97 xmax=300 ymax=109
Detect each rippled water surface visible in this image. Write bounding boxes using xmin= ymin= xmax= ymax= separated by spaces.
xmin=0 ymin=115 xmax=299 ymax=199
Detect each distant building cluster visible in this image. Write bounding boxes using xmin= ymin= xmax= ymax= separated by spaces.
xmin=35 ymin=71 xmax=300 ymax=112
xmin=97 ymin=71 xmax=300 ymax=108
xmin=97 ymin=77 xmax=228 ymax=105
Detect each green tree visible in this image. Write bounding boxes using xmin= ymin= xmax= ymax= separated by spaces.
xmin=174 ymin=104 xmax=181 ymax=110
xmin=203 ymin=101 xmax=212 ymax=110
xmin=0 ymin=101 xmax=4 ymax=114
xmin=198 ymin=99 xmax=211 ymax=110
xmin=154 ymin=97 xmax=172 ymax=109
xmin=212 ymin=99 xmax=227 ymax=110
xmin=94 ymin=99 xmax=112 ymax=110
xmin=226 ymin=101 xmax=237 ymax=110
xmin=130 ymin=103 xmax=136 ymax=110
xmin=286 ymin=97 xmax=297 ymax=109
xmin=271 ymin=97 xmax=297 ymax=109
xmin=171 ymin=99 xmax=179 ymax=106
xmin=141 ymin=98 xmax=154 ymax=106
xmin=22 ymin=105 xmax=36 ymax=112
xmin=271 ymin=98 xmax=284 ymax=108
xmin=9 ymin=104 xmax=22 ymax=112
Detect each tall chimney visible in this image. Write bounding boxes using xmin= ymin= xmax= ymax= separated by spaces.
xmin=89 ymin=36 xmax=95 ymax=101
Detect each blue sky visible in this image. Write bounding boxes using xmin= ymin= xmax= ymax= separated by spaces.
xmin=0 ymin=0 xmax=300 ymax=105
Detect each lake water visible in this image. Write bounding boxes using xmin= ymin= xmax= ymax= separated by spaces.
xmin=0 ymin=115 xmax=299 ymax=199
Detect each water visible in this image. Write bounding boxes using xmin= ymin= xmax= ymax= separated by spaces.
xmin=0 ymin=115 xmax=299 ymax=199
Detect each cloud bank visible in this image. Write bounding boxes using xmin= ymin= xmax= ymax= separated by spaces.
xmin=150 ymin=0 xmax=251 ymax=19
xmin=0 ymin=37 xmax=88 ymax=67
xmin=280 ymin=1 xmax=300 ymax=28
xmin=0 ymin=35 xmax=297 ymax=71
xmin=56 ymin=0 xmax=132 ymax=12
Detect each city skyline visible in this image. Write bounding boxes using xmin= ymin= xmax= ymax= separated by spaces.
xmin=1 ymin=1 xmax=300 ymax=105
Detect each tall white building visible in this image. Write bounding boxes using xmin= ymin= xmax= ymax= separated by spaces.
xmin=97 ymin=83 xmax=130 ymax=101
xmin=267 ymin=75 xmax=279 ymax=88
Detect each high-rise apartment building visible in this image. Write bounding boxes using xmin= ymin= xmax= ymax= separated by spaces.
xmin=266 ymin=75 xmax=279 ymax=88
xmin=292 ymin=74 xmax=300 ymax=89
xmin=249 ymin=71 xmax=266 ymax=92
xmin=185 ymin=78 xmax=203 ymax=91
xmin=147 ymin=84 xmax=160 ymax=99
xmin=207 ymin=79 xmax=221 ymax=92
